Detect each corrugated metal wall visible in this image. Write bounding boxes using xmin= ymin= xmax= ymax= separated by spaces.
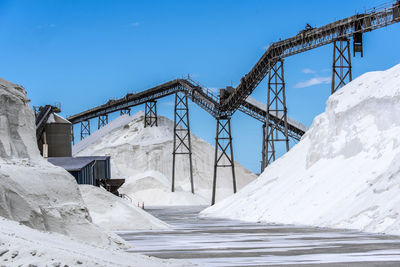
xmin=69 ymin=159 xmax=110 ymax=186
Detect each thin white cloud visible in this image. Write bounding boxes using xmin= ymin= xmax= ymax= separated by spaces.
xmin=36 ymin=24 xmax=56 ymax=30
xmin=129 ymin=22 xmax=140 ymax=27
xmin=302 ymin=68 xmax=316 ymax=74
xmin=295 ymin=77 xmax=331 ymax=88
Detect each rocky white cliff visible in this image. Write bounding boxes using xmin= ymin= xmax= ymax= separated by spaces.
xmin=0 ymin=78 xmax=189 ymax=266
xmin=73 ymin=112 xmax=257 ymax=205
xmin=0 ymin=78 xmax=126 ymax=248
xmin=202 ymin=64 xmax=400 ymax=236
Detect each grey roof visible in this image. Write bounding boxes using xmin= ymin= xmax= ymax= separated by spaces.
xmin=48 ymin=156 xmax=110 ymax=171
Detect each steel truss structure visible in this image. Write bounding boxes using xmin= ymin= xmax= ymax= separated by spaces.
xmin=65 ymin=1 xmax=399 ymax=204
xmin=171 ymin=92 xmax=194 ymax=194
xmin=211 ymin=117 xmax=236 ymax=205
xmin=222 ymin=1 xmax=400 ymax=112
xmin=144 ymin=101 xmax=158 ymax=127
xmin=98 ymin=114 xmax=109 ymax=129
xmin=261 ymin=60 xmax=289 ymax=171
xmin=332 ymin=38 xmax=353 ymax=94
xmin=80 ymin=120 xmax=90 ymax=140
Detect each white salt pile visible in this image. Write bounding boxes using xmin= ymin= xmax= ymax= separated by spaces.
xmin=202 ymin=63 xmax=400 ymax=236
xmin=0 ymin=78 xmax=124 ymax=249
xmin=0 ymin=78 xmax=188 ymax=266
xmin=79 ymin=185 xmax=169 ymax=231
xmin=73 ymin=112 xmax=257 ymax=206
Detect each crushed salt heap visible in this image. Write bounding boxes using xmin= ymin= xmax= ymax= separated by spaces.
xmin=73 ymin=112 xmax=257 ymax=206
xmin=202 ymin=63 xmax=400 ymax=236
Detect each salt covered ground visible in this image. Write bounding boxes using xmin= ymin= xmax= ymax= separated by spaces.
xmin=73 ymin=112 xmax=257 ymax=206
xmin=79 ymin=185 xmax=170 ymax=231
xmin=122 ymin=206 xmax=400 ymax=267
xmin=0 ymin=216 xmax=187 ymax=266
xmin=202 ymin=63 xmax=400 ymax=236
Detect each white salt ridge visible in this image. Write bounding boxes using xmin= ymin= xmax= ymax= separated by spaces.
xmin=202 ymin=63 xmax=400 ymax=236
xmin=0 ymin=78 xmax=126 ymax=249
xmin=0 ymin=78 xmax=185 ymax=266
xmin=73 ymin=112 xmax=257 ymax=206
xmin=79 ymin=185 xmax=169 ymax=231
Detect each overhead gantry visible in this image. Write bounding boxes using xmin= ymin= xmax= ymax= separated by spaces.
xmin=67 ymin=78 xmax=305 ymax=203
xmin=220 ymin=0 xmax=400 ymax=172
xmin=67 ymin=1 xmax=400 ymax=205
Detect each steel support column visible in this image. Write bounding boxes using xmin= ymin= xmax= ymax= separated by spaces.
xmin=98 ymin=114 xmax=108 ymax=129
xmin=211 ymin=117 xmax=236 ymax=205
xmin=261 ymin=59 xmax=289 ymax=172
xmin=120 ymin=108 xmax=131 ymax=115
xmin=332 ymin=38 xmax=352 ymax=94
xmin=171 ymin=92 xmax=194 ymax=194
xmin=144 ymin=101 xmax=158 ymax=127
xmin=80 ymin=120 xmax=90 ymax=140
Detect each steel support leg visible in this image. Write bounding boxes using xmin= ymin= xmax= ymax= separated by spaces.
xmin=80 ymin=120 xmax=90 ymax=140
xmin=120 ymin=108 xmax=131 ymax=115
xmin=211 ymin=117 xmax=236 ymax=205
xmin=98 ymin=114 xmax=108 ymax=129
xmin=261 ymin=59 xmax=289 ymax=172
xmin=171 ymin=92 xmax=194 ymax=194
xmin=332 ymin=38 xmax=352 ymax=94
xmin=144 ymin=101 xmax=158 ymax=127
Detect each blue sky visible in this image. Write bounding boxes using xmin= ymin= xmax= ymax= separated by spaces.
xmin=1 ymin=0 xmax=399 ymax=174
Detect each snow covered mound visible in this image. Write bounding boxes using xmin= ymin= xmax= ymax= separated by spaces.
xmin=79 ymin=185 xmax=169 ymax=230
xmin=73 ymin=112 xmax=257 ymax=205
xmin=0 ymin=78 xmax=126 ymax=249
xmin=202 ymin=64 xmax=400 ymax=236
xmin=0 ymin=216 xmax=187 ymax=266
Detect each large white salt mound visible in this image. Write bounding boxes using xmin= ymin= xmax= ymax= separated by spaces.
xmin=79 ymin=185 xmax=169 ymax=230
xmin=73 ymin=112 xmax=257 ymax=205
xmin=202 ymin=64 xmax=400 ymax=236
xmin=120 ymin=170 xmax=208 ymax=206
xmin=0 ymin=216 xmax=187 ymax=266
xmin=0 ymin=78 xmax=126 ymax=249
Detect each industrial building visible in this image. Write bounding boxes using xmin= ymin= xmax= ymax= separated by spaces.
xmin=48 ymin=156 xmax=111 ymax=185
xmin=35 ymin=105 xmax=125 ymax=194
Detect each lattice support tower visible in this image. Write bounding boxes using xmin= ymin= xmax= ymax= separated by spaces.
xmin=144 ymin=101 xmax=158 ymax=127
xmin=332 ymin=38 xmax=352 ymax=94
xmin=211 ymin=117 xmax=236 ymax=205
xmin=261 ymin=59 xmax=289 ymax=172
xmin=120 ymin=108 xmax=131 ymax=116
xmin=98 ymin=114 xmax=108 ymax=129
xmin=171 ymin=92 xmax=194 ymax=194
xmin=80 ymin=120 xmax=90 ymax=140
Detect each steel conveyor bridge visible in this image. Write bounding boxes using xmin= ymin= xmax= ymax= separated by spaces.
xmin=67 ymin=1 xmax=400 ymax=204
xmin=67 ymin=78 xmax=307 ymax=139
xmin=222 ymin=1 xmax=400 ymax=112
